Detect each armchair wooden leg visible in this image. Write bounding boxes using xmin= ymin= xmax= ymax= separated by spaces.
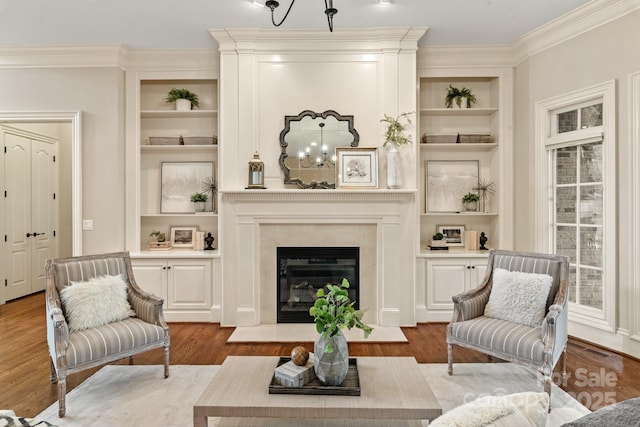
xmin=447 ymin=343 xmax=453 ymax=375
xmin=57 ymin=378 xmax=67 ymax=418
xmin=164 ymin=344 xmax=170 ymax=379
xmin=49 ymin=357 xmax=57 ymax=384
xmin=128 ymin=356 xmax=134 ymax=365
xmin=561 ymin=346 xmax=568 ymax=381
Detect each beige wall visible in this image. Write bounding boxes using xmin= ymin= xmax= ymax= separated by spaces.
xmin=0 ymin=67 xmax=126 ymax=255
xmin=513 ymin=10 xmax=640 ymax=347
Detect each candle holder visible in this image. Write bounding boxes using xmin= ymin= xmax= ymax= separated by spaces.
xmin=246 ymin=151 xmax=266 ymax=189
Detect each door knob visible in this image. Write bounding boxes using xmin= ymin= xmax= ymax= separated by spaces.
xmin=26 ymin=232 xmax=32 ymax=237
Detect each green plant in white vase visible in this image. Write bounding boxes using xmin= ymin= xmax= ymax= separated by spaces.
xmin=190 ymin=191 xmax=208 ymax=212
xmin=462 ymin=192 xmax=480 ymax=211
xmin=166 ymin=88 xmax=200 ymax=110
xmin=380 ymin=112 xmax=414 ymax=189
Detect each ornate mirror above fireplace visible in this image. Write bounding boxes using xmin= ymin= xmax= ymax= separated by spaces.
xmin=278 ymin=110 xmax=360 ymax=189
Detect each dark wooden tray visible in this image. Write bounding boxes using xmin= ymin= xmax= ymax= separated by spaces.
xmin=269 ymin=357 xmax=361 ymax=396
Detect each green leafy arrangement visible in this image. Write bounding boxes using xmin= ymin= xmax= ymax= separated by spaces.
xmin=462 ymin=192 xmax=480 ymax=203
xmin=190 ymin=192 xmax=208 ymax=202
xmin=165 ymin=88 xmax=200 ymax=108
xmin=380 ymin=112 xmax=414 ymax=147
xmin=309 ymin=278 xmax=373 ymax=352
xmin=445 ymin=84 xmax=477 ymax=108
xmin=432 ymin=232 xmax=444 ymax=241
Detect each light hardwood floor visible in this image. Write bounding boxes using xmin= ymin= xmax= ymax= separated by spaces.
xmin=1 ymin=292 xmax=639 ymax=417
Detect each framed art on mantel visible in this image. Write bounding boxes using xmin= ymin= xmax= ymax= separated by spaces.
xmin=161 ymin=161 xmax=214 ymax=214
xmin=426 ymin=160 xmax=479 ymax=213
xmin=336 ymin=147 xmax=378 ymax=188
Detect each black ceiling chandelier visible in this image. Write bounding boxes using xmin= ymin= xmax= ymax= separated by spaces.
xmin=265 ymin=0 xmax=338 ymax=32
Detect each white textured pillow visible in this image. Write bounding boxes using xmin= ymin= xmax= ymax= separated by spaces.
xmin=430 ymin=392 xmax=548 ymax=427
xmin=61 ymin=274 xmax=135 ymax=332
xmin=484 ymin=268 xmax=553 ymax=328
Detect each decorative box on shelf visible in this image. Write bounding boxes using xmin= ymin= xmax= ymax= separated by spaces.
xmin=429 ymin=240 xmax=449 ymax=251
xmin=274 ymin=354 xmax=315 ymax=388
xmin=148 ymin=241 xmax=172 ymax=251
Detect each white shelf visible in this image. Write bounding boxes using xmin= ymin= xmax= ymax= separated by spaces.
xmin=141 ymin=145 xmax=217 ymax=152
xmin=141 ymin=213 xmax=217 ymax=217
xmin=141 ymin=109 xmax=217 ymax=118
xmin=417 ymin=249 xmax=491 ymax=258
xmin=131 ymin=250 xmax=219 ymax=259
xmin=421 ymin=212 xmax=498 ymax=217
xmin=420 ymin=143 xmax=497 ymax=150
xmin=420 ymin=108 xmax=498 ymax=116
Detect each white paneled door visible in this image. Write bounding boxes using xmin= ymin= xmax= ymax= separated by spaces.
xmin=4 ymin=128 xmax=58 ymax=300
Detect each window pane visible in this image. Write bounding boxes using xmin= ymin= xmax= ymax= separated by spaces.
xmin=580 ymin=143 xmax=602 ymax=183
xmin=578 ymin=267 xmax=602 ymax=309
xmin=568 ymin=266 xmax=576 ymax=303
xmin=580 ymin=185 xmax=603 ymax=225
xmin=556 ymin=187 xmax=576 ymax=223
xmin=580 ymin=227 xmax=603 ymax=268
xmin=556 ymin=225 xmax=576 ymax=264
xmin=556 ymin=147 xmax=577 ymax=185
xmin=557 ymin=109 xmax=578 ymax=133
xmin=580 ymin=103 xmax=603 ymax=128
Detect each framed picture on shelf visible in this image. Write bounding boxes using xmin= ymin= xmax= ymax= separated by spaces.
xmin=336 ymin=147 xmax=378 ymax=188
xmin=437 ymin=225 xmax=465 ymax=246
xmin=161 ymin=161 xmax=214 ymax=214
xmin=426 ymin=160 xmax=479 ymax=212
xmin=170 ymin=226 xmax=197 ymax=248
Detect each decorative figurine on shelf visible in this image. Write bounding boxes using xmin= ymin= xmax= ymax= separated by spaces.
xmin=479 ymin=232 xmax=488 ymax=250
xmin=204 ymin=232 xmax=215 ymax=251
xmin=246 ymin=151 xmax=266 ymax=189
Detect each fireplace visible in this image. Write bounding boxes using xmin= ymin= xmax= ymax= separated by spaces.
xmin=277 ymin=247 xmax=359 ymax=323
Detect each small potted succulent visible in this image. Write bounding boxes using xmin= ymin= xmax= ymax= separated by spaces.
xmin=309 ymin=278 xmax=373 ymax=385
xmin=149 ymin=230 xmax=166 ymax=242
xmin=430 ymin=232 xmax=447 ymax=248
xmin=166 ymin=88 xmax=200 ymax=111
xmin=190 ymin=191 xmax=209 ymax=212
xmin=462 ymin=192 xmax=480 ymax=211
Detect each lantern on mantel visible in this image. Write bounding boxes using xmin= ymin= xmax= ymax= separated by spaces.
xmin=246 ymin=151 xmax=266 ymax=189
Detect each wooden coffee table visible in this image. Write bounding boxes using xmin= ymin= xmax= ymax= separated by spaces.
xmin=193 ymin=356 xmax=442 ymax=427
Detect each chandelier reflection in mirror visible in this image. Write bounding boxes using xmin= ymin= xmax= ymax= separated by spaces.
xmin=264 ymin=0 xmax=338 ymax=32
xmin=298 ymin=123 xmax=335 ymax=169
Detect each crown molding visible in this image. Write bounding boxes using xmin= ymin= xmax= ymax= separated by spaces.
xmin=513 ymin=0 xmax=640 ymax=65
xmin=124 ymin=48 xmax=219 ymax=72
xmin=0 ymin=45 xmax=128 ymax=69
xmin=417 ymin=45 xmax=513 ymax=70
xmin=210 ymin=27 xmax=428 ymax=54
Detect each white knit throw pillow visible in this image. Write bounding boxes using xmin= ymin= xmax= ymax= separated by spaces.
xmin=61 ymin=274 xmax=135 ymax=332
xmin=484 ymin=268 xmax=553 ymax=328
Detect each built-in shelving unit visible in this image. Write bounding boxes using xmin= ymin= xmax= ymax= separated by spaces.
xmin=418 ymin=76 xmax=508 ymax=257
xmin=136 ymin=77 xmax=219 ymax=256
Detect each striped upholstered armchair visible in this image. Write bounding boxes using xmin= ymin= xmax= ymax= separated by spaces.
xmin=447 ymin=249 xmax=569 ymax=401
xmin=45 ymin=252 xmax=170 ymax=417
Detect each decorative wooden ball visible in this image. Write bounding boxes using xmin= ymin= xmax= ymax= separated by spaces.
xmin=290 ymin=346 xmax=310 ymax=366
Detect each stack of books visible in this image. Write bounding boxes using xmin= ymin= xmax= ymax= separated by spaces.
xmin=148 ymin=241 xmax=172 ymax=251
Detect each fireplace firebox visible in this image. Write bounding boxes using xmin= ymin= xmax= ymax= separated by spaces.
xmin=277 ymin=247 xmax=359 ymax=323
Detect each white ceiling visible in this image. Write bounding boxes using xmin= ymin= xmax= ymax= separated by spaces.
xmin=0 ymin=0 xmax=591 ymax=49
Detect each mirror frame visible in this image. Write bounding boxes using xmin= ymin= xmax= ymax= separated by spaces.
xmin=278 ymin=110 xmax=360 ymax=189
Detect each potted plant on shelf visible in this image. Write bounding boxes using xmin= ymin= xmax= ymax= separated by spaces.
xmin=149 ymin=230 xmax=166 ymax=242
xmin=190 ymin=191 xmax=209 ymax=212
xmin=445 ymin=85 xmax=477 ymax=109
xmin=380 ymin=111 xmax=414 ymax=189
xmin=309 ymin=278 xmax=373 ymax=386
xmin=430 ymin=232 xmax=448 ymax=249
xmin=462 ymin=192 xmax=480 ymax=211
xmin=165 ymin=88 xmax=200 ymax=111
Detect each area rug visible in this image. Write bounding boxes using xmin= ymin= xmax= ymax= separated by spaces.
xmin=36 ymin=363 xmax=589 ymax=427
xmin=227 ymin=324 xmax=407 ymax=343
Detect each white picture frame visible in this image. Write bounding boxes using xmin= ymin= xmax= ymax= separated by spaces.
xmin=426 ymin=160 xmax=479 ymax=212
xmin=336 ymin=147 xmax=378 ymax=188
xmin=170 ymin=226 xmax=197 ymax=248
xmin=437 ymin=225 xmax=466 ymax=247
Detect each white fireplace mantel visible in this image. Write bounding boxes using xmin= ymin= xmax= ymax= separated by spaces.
xmin=220 ymin=190 xmax=417 ymax=327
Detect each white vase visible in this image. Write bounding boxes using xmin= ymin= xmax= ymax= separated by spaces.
xmin=459 ymin=96 xmax=469 ymax=109
xmin=176 ymin=98 xmax=191 ymax=111
xmin=387 ymin=146 xmax=402 ymax=189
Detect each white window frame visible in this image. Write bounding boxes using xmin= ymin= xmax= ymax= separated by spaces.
xmin=534 ymin=80 xmax=616 ymax=333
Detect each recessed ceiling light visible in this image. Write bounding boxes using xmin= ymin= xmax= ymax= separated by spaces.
xmin=251 ymin=0 xmax=265 ymax=8
xmin=378 ymin=0 xmax=392 ymax=4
